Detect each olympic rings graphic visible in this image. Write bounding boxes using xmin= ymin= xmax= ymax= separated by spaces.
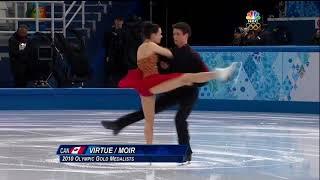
xmin=246 ymin=22 xmax=261 ymax=30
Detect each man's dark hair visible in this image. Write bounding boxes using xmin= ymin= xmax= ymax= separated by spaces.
xmin=115 ymin=16 xmax=124 ymax=21
xmin=172 ymin=22 xmax=191 ymax=37
xmin=18 ymin=24 xmax=29 ymax=31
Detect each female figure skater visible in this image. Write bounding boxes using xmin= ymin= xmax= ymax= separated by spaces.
xmin=119 ymin=22 xmax=239 ymax=144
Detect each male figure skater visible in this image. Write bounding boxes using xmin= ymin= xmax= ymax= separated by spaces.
xmin=102 ymin=22 xmax=208 ymax=161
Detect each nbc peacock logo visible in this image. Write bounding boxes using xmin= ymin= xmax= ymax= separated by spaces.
xmin=246 ymin=10 xmax=261 ymax=23
xmin=246 ymin=10 xmax=261 ymax=30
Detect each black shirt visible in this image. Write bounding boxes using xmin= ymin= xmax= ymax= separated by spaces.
xmin=158 ymin=44 xmax=208 ymax=74
xmin=8 ymin=32 xmax=33 ymax=64
xmin=158 ymin=44 xmax=209 ymax=88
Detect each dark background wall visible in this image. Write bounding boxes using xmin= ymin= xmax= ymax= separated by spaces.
xmin=138 ymin=0 xmax=280 ymax=46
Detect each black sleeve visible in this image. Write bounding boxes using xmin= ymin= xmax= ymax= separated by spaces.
xmin=8 ymin=37 xmax=21 ymax=60
xmin=55 ymin=33 xmax=68 ymax=53
xmin=103 ymin=31 xmax=112 ymax=50
xmin=102 ymin=31 xmax=107 ymax=48
xmin=158 ymin=48 xmax=174 ymax=74
xmin=157 ymin=55 xmax=172 ymax=74
xmin=9 ymin=36 xmax=34 ymax=64
xmin=191 ymin=52 xmax=209 ymax=87
xmin=192 ymin=52 xmax=209 ymax=72
xmin=70 ymin=29 xmax=85 ymax=50
xmin=194 ymin=82 xmax=208 ymax=87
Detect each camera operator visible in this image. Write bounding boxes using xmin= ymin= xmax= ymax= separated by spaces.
xmin=8 ymin=25 xmax=33 ymax=87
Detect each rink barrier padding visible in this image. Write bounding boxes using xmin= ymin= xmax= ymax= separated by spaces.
xmin=0 ymin=88 xmax=318 ymax=114
xmin=193 ymin=46 xmax=320 ymax=52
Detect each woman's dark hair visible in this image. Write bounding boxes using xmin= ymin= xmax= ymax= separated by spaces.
xmin=143 ymin=22 xmax=160 ymax=39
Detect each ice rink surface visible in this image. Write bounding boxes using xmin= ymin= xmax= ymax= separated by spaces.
xmin=0 ymin=110 xmax=319 ymax=180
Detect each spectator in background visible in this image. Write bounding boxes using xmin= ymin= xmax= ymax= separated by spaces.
xmin=239 ymin=24 xmax=275 ymax=46
xmin=8 ymin=25 xmax=33 ymax=87
xmin=273 ymin=26 xmax=290 ymax=45
xmin=255 ymin=24 xmax=275 ymax=45
xmin=232 ymin=27 xmax=247 ymax=46
xmin=26 ymin=2 xmax=48 ymax=19
xmin=243 ymin=30 xmax=259 ymax=45
xmin=103 ymin=16 xmax=127 ymax=87
xmin=0 ymin=2 xmax=8 ymax=25
xmin=271 ymin=0 xmax=285 ymax=18
xmin=278 ymin=0 xmax=286 ymax=18
xmin=311 ymin=29 xmax=320 ymax=45
xmin=26 ymin=2 xmax=48 ymax=31
xmin=123 ymin=15 xmax=144 ymax=70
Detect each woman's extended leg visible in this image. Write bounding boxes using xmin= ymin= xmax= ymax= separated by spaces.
xmin=140 ymin=95 xmax=156 ymax=144
xmin=150 ymin=62 xmax=239 ymax=94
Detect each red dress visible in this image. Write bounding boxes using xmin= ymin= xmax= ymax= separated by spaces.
xmin=118 ymin=54 xmax=183 ymax=96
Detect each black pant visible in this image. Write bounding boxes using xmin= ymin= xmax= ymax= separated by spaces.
xmin=10 ymin=61 xmax=28 ymax=88
xmin=105 ymin=60 xmax=127 ymax=87
xmin=115 ymin=86 xmax=199 ymax=155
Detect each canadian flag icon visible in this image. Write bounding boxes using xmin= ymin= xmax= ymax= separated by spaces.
xmin=70 ymin=146 xmax=86 ymax=154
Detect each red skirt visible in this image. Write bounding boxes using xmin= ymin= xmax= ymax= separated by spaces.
xmin=118 ymin=69 xmax=183 ymax=96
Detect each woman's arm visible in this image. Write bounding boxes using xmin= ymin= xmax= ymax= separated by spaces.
xmin=149 ymin=42 xmax=173 ymax=59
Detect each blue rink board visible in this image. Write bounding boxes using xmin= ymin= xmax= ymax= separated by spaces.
xmin=0 ymin=88 xmax=318 ymax=114
xmin=192 ymin=46 xmax=320 ymax=52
